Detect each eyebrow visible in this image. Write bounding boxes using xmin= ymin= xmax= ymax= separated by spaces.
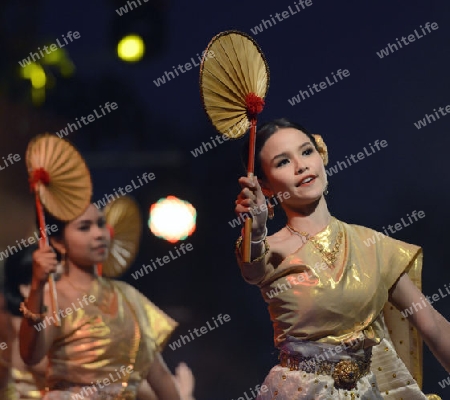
xmin=76 ymin=219 xmax=93 ymax=225
xmin=271 ymin=141 xmax=312 ymax=163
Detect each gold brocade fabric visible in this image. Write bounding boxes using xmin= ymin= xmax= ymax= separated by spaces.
xmin=256 ymin=217 xmax=421 ymax=349
xmin=46 ymin=278 xmax=177 ymax=398
xmin=240 ymin=217 xmax=440 ymax=398
xmin=11 ymin=367 xmax=44 ymax=399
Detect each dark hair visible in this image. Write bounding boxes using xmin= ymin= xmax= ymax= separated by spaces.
xmin=33 ymin=209 xmax=68 ymax=266
xmin=40 ymin=209 xmax=67 ymax=241
xmin=241 ymin=118 xmax=319 ymax=180
xmin=3 ymin=243 xmax=38 ymax=316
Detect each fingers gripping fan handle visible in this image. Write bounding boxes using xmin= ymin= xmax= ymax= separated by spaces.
xmin=200 ymin=30 xmax=270 ymax=261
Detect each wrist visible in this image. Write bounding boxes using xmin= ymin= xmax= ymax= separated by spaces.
xmin=240 ymin=226 xmax=267 ymax=243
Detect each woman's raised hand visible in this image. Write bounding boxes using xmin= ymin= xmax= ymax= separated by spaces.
xmin=236 ymin=175 xmax=267 ymax=238
xmin=32 ymin=241 xmax=58 ymax=286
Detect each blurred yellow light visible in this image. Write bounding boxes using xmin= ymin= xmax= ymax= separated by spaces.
xmin=20 ymin=62 xmax=40 ymax=79
xmin=149 ymin=196 xmax=196 ymax=243
xmin=30 ymin=66 xmax=46 ymax=89
xmin=117 ymin=34 xmax=145 ymax=62
xmin=42 ymin=47 xmax=64 ymax=65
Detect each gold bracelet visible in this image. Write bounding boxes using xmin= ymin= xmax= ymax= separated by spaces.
xmin=19 ymin=300 xmax=47 ymax=322
xmin=235 ymin=235 xmax=270 ymax=263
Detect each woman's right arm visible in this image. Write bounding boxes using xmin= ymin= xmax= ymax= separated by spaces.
xmin=19 ymin=244 xmax=57 ymax=366
xmin=235 ymin=175 xmax=271 ymax=284
xmin=146 ymin=353 xmax=181 ymax=400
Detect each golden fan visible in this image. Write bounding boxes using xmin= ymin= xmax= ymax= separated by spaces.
xmin=26 ymin=133 xmax=92 ymax=325
xmin=199 ymin=30 xmax=270 ymax=261
xmin=100 ymin=196 xmax=142 ymax=278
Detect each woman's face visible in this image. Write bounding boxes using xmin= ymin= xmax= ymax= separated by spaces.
xmin=259 ymin=128 xmax=327 ymax=206
xmin=57 ymin=204 xmax=110 ymax=267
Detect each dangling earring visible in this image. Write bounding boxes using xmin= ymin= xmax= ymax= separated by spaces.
xmin=267 ymin=200 xmax=275 ymax=219
xmin=324 ymin=183 xmax=329 ymax=196
xmin=266 ymin=195 xmax=275 ymax=220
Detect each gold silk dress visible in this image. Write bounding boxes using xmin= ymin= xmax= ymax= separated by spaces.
xmin=42 ymin=278 xmax=177 ymax=400
xmin=238 ymin=217 xmax=441 ymax=399
xmin=11 ymin=368 xmax=45 ymax=399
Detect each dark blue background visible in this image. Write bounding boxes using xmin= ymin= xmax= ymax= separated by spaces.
xmin=1 ymin=0 xmax=450 ymax=398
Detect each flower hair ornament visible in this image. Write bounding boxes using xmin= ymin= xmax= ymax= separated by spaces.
xmin=312 ymin=134 xmax=329 ymax=166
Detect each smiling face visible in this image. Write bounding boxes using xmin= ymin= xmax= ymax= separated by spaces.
xmin=259 ymin=127 xmax=327 ymax=207
xmin=51 ymin=204 xmax=110 ymax=268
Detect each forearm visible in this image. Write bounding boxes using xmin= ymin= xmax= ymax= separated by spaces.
xmin=152 ymin=374 xmax=181 ymax=400
xmin=19 ymin=282 xmax=49 ymax=365
xmin=422 ymin=309 xmax=450 ymax=373
xmin=236 ymin=225 xmax=270 ymax=284
xmin=236 ymin=242 xmax=268 ymax=282
xmin=147 ymin=353 xmax=181 ymax=400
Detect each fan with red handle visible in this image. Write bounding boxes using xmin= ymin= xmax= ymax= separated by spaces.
xmin=199 ymin=30 xmax=270 ymax=261
xmin=26 ymin=133 xmax=92 ymax=325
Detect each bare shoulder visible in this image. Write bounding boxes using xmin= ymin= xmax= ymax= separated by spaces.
xmin=268 ymin=228 xmax=290 ymax=244
xmin=267 ymin=227 xmax=307 ymax=261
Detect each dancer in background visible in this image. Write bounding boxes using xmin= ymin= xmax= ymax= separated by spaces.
xmin=235 ymin=118 xmax=445 ymax=399
xmin=19 ymin=204 xmax=182 ymax=400
xmin=0 ymin=238 xmax=195 ymax=400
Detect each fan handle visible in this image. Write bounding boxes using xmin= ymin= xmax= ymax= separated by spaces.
xmin=35 ymin=192 xmax=60 ymax=327
xmin=242 ymin=118 xmax=258 ymax=262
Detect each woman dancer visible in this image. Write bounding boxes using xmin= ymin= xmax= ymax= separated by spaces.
xmin=19 ymin=204 xmax=181 ymax=400
xmin=234 ymin=118 xmax=448 ymax=399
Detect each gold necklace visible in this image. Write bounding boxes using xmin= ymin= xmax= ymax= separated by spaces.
xmin=64 ymin=276 xmax=112 ymax=312
xmin=286 ymin=223 xmax=343 ymax=268
xmin=64 ymin=275 xmax=97 ymax=294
